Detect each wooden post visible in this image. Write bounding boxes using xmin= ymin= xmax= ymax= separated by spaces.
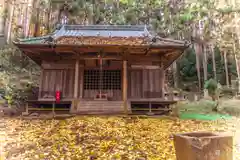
xmin=74 ymin=59 xmax=79 ymax=98
xmin=149 ymin=102 xmax=152 ymax=113
xmin=26 ymin=103 xmax=28 ymax=114
xmin=38 ymin=69 xmax=43 ymax=99
xmin=79 ymin=67 xmax=84 ymax=98
xmin=159 ymin=60 xmax=165 ymax=98
xmin=52 ymin=102 xmax=55 ymax=116
xmin=123 ymin=60 xmax=128 ymax=114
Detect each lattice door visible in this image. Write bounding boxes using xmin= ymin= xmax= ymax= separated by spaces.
xmin=83 ymin=70 xmax=122 ymax=99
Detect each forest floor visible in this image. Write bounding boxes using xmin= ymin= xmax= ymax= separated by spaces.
xmin=1 ymin=116 xmax=240 ymax=160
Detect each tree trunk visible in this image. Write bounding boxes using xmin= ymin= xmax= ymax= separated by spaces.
xmin=92 ymin=0 xmax=96 ymax=24
xmin=33 ymin=10 xmax=40 ymax=37
xmin=234 ymin=52 xmax=240 ymax=94
xmin=47 ymin=2 xmax=52 ymax=33
xmin=193 ymin=23 xmax=201 ymax=91
xmin=211 ymin=44 xmax=217 ymax=80
xmin=202 ymin=44 xmax=208 ymax=81
xmin=23 ymin=1 xmax=28 ymax=37
xmin=224 ymin=50 xmax=229 ymax=87
xmin=234 ymin=10 xmax=240 ymax=94
xmin=6 ymin=0 xmax=15 ymax=43
xmin=33 ymin=0 xmax=40 ymax=37
xmin=202 ymin=44 xmax=208 ymax=97
xmin=172 ymin=61 xmax=178 ymax=88
xmin=194 ymin=43 xmax=201 ymax=91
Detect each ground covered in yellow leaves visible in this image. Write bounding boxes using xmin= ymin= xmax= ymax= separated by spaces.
xmin=1 ymin=116 xmax=240 ymax=160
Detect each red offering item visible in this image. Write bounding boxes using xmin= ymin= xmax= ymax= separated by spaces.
xmin=55 ymin=90 xmax=61 ymax=102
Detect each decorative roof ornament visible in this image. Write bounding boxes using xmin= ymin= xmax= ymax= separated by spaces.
xmin=108 ymin=32 xmax=112 ymax=38
xmin=56 ymin=24 xmax=62 ymax=30
xmin=80 ymin=33 xmax=84 ymax=45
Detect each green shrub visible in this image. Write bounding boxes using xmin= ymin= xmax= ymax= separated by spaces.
xmin=204 ymin=79 xmax=218 ymax=101
xmin=173 ymin=99 xmax=240 ymax=117
xmin=218 ymin=100 xmax=240 ymax=116
xmin=174 ymin=100 xmax=218 ymax=115
xmin=219 ymin=86 xmax=237 ymax=98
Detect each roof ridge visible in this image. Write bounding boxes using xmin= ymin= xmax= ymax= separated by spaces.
xmin=62 ymin=25 xmax=150 ymax=31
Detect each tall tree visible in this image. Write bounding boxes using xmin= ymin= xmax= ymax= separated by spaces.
xmin=32 ymin=0 xmax=40 ymax=37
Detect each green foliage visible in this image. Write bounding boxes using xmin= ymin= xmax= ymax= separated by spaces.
xmin=176 ymin=99 xmax=240 ymax=117
xmin=177 ymin=45 xmax=237 ymax=89
xmin=4 ymin=95 xmax=13 ymax=105
xmin=176 ymin=100 xmax=218 ymax=115
xmin=204 ymin=78 xmax=218 ymax=96
xmin=219 ymin=86 xmax=237 ymax=98
xmin=179 ymin=48 xmax=197 ymax=81
xmin=0 ymin=46 xmax=40 ymax=105
xmin=218 ymin=99 xmax=240 ymax=116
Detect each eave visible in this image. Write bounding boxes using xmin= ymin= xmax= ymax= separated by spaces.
xmin=13 ymin=24 xmax=190 ymax=68
xmin=13 ymin=42 xmax=189 ymax=69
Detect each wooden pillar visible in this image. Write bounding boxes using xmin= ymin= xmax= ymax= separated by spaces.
xmin=74 ymin=59 xmax=79 ymax=98
xmin=38 ymin=69 xmax=43 ymax=99
xmin=123 ymin=60 xmax=128 ymax=114
xmin=79 ymin=67 xmax=84 ymax=98
xmin=159 ymin=60 xmax=165 ymax=98
xmin=52 ymin=102 xmax=55 ymax=116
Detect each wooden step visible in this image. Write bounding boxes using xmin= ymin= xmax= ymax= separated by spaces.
xmin=71 ymin=100 xmax=130 ymax=114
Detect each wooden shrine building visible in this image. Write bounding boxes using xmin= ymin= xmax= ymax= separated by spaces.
xmin=13 ymin=25 xmax=189 ymax=114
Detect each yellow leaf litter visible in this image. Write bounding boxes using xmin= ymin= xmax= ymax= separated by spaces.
xmin=0 ymin=116 xmax=240 ymax=160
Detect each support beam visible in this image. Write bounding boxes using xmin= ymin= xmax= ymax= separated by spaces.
xmin=123 ymin=60 xmax=128 ymax=114
xmin=74 ymin=59 xmax=79 ymax=98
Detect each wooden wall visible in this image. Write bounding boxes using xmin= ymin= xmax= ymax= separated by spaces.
xmin=39 ymin=60 xmax=77 ymax=99
xmin=39 ymin=60 xmax=165 ymax=101
xmin=128 ymin=67 xmax=164 ymax=99
xmin=40 ymin=69 xmax=75 ymax=98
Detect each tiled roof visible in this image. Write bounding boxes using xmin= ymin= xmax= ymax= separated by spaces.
xmin=16 ymin=25 xmax=151 ymax=44
xmin=14 ymin=24 xmax=190 ymax=48
xmin=54 ymin=25 xmax=150 ymax=38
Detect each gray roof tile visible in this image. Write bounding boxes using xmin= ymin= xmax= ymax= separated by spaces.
xmin=53 ymin=25 xmax=151 ymax=38
xmin=14 ymin=25 xmax=189 ymax=47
